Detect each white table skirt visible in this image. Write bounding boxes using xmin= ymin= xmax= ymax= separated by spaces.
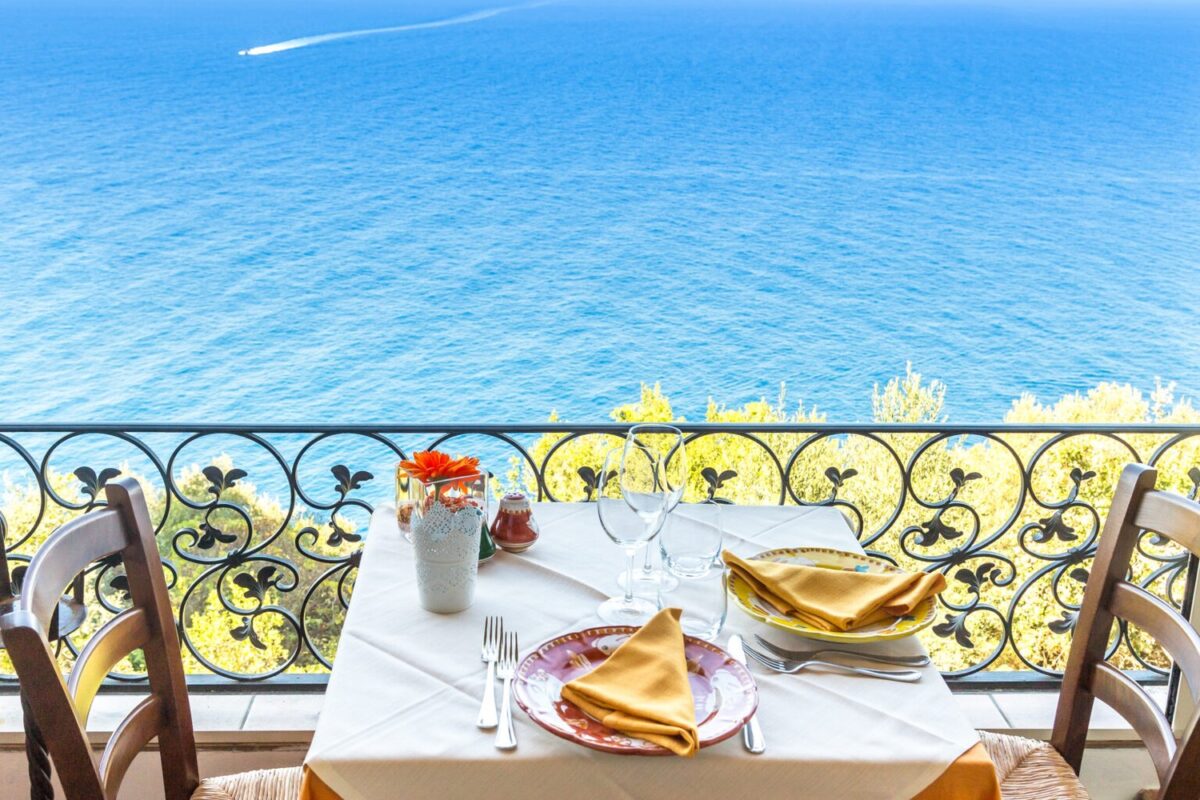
xmin=305 ymin=503 xmax=981 ymax=800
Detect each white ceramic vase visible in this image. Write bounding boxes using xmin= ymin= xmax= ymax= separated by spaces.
xmin=411 ymin=500 xmax=484 ymax=613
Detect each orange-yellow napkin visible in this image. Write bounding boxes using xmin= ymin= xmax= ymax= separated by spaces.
xmin=723 ymin=550 xmax=946 ymax=632
xmin=560 ymin=607 xmax=699 ymax=756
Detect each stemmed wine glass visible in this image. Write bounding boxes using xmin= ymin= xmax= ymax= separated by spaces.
xmin=615 ymin=424 xmax=687 ymax=593
xmin=595 ymin=448 xmax=661 ymax=624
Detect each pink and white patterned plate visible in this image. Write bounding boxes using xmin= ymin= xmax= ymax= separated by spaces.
xmin=512 ymin=625 xmax=758 ymax=755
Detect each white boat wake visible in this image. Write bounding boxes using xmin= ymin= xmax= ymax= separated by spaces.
xmin=238 ymin=2 xmax=550 ymax=56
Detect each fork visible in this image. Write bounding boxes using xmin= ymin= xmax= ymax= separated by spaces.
xmin=753 ymin=635 xmax=932 ymax=668
xmin=495 ymin=631 xmax=519 ymax=750
xmin=742 ymin=642 xmax=923 ymax=682
xmin=476 ymin=616 xmax=502 ymax=729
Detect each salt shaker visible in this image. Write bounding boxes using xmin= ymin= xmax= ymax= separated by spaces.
xmin=490 ymin=492 xmax=540 ymax=553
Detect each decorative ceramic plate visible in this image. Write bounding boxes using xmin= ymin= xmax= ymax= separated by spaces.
xmin=727 ymin=547 xmax=938 ymax=643
xmin=512 ymin=626 xmax=758 ymax=755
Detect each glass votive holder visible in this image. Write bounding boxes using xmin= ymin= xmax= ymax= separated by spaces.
xmin=658 ymin=564 xmax=728 ymax=641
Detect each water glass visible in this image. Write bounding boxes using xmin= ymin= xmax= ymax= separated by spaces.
xmin=596 ymin=448 xmax=661 ymax=624
xmin=659 ymin=565 xmax=728 ymax=641
xmin=660 ymin=503 xmax=724 ymax=577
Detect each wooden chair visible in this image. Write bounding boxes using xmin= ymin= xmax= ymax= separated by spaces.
xmin=981 ymin=463 xmax=1200 ymax=800
xmin=0 ymin=478 xmax=301 ymax=800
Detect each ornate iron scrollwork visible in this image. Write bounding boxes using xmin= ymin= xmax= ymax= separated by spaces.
xmin=0 ymin=423 xmax=1195 ymax=684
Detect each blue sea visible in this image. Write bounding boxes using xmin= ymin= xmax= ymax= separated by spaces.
xmin=1 ymin=0 xmax=1198 ymax=425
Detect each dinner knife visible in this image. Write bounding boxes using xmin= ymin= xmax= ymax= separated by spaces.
xmin=727 ymin=634 xmax=766 ymax=754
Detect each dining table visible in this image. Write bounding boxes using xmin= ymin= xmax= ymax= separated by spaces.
xmin=300 ymin=502 xmax=1001 ymax=800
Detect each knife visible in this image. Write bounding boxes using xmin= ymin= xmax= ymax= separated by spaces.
xmin=727 ymin=634 xmax=766 ymax=754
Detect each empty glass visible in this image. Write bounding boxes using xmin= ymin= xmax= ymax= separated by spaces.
xmin=660 ymin=502 xmax=724 ymax=577
xmin=596 ymin=448 xmax=661 ymax=624
xmin=616 ymin=424 xmax=687 ymax=592
xmin=659 ymin=566 xmax=728 ymax=641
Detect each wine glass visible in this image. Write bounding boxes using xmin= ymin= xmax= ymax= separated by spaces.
xmin=596 ymin=448 xmax=660 ymax=624
xmin=615 ymin=424 xmax=687 ymax=592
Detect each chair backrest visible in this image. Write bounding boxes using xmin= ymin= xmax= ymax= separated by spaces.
xmin=1051 ymin=463 xmax=1200 ymax=800
xmin=0 ymin=478 xmax=199 ymax=800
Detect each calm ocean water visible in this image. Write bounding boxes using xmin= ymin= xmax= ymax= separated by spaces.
xmin=1 ymin=0 xmax=1198 ymax=425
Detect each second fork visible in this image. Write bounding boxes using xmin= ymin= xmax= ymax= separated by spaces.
xmin=743 ymin=642 xmax=923 ymax=682
xmin=495 ymin=631 xmax=519 ymax=750
xmin=753 ymin=635 xmax=932 ymax=668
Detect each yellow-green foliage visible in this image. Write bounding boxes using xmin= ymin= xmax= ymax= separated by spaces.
xmin=516 ymin=371 xmax=1200 ymax=674
xmin=1 ymin=457 xmax=352 ymax=679
xmin=2 ymin=373 xmax=1197 ymax=679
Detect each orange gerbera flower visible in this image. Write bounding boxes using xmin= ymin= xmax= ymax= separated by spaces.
xmin=398 ymin=450 xmax=481 ymax=485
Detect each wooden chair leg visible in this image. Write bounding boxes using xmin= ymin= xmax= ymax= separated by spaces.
xmin=21 ymin=689 xmax=54 ymax=800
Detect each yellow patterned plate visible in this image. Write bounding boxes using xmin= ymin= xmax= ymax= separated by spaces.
xmin=727 ymin=547 xmax=938 ymax=643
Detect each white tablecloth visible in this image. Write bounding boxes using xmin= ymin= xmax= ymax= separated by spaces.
xmin=305 ymin=503 xmax=982 ymax=800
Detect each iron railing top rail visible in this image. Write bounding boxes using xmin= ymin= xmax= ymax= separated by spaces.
xmin=3 ymin=422 xmax=1200 ymax=434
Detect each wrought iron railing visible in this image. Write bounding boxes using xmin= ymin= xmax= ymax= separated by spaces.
xmin=0 ymin=423 xmax=1197 ymax=690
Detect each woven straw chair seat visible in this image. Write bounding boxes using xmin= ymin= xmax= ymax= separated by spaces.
xmin=189 ymin=766 xmax=303 ymax=800
xmin=980 ymin=732 xmax=1090 ymax=799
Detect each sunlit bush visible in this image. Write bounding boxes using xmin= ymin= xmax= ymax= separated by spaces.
xmin=2 ymin=370 xmax=1197 ymax=679
xmin=515 ymin=370 xmax=1200 ymax=674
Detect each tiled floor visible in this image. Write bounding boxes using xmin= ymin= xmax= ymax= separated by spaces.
xmin=980 ymin=686 xmax=1168 ymax=732
xmin=2 ymin=687 xmax=1163 ymax=737
xmin=0 ymin=686 xmax=1171 ymax=737
xmin=0 ymin=692 xmax=328 ymax=744
xmin=243 ymin=692 xmax=327 ymax=731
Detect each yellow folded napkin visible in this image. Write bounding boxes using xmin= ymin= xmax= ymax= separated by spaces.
xmin=723 ymin=550 xmax=946 ymax=632
xmin=560 ymin=607 xmax=699 ymax=756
